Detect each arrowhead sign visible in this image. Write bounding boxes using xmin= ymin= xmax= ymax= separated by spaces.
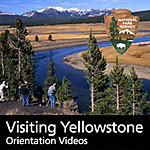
xmin=105 ymin=9 xmax=139 ymax=54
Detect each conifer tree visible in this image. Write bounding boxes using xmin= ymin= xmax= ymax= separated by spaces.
xmin=35 ymin=35 xmax=39 ymax=42
xmin=0 ymin=31 xmax=10 ymax=80
xmin=56 ymin=85 xmax=64 ymax=102
xmin=120 ymin=76 xmax=132 ymax=115
xmin=48 ymin=34 xmax=52 ymax=41
xmin=56 ymin=76 xmax=72 ymax=103
xmin=93 ymin=92 xmax=112 ymax=115
xmin=44 ymin=56 xmax=59 ymax=96
xmin=0 ymin=30 xmax=18 ymax=99
xmin=129 ymin=67 xmax=149 ymax=115
xmin=61 ymin=76 xmax=72 ymax=101
xmin=44 ymin=57 xmax=72 ymax=102
xmin=82 ymin=31 xmax=108 ymax=112
xmin=109 ymin=57 xmax=128 ymax=114
xmin=9 ymin=18 xmax=35 ymax=95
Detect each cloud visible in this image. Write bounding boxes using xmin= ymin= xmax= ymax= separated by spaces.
xmin=4 ymin=0 xmax=20 ymax=3
xmin=12 ymin=0 xmax=20 ymax=3
xmin=59 ymin=2 xmax=89 ymax=7
xmin=18 ymin=3 xmax=44 ymax=10
xmin=0 ymin=5 xmax=10 ymax=8
xmin=59 ymin=0 xmax=119 ymax=8
xmin=34 ymin=4 xmax=45 ymax=9
xmin=94 ymin=0 xmax=119 ymax=2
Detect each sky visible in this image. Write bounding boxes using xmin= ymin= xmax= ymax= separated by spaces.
xmin=0 ymin=0 xmax=150 ymax=15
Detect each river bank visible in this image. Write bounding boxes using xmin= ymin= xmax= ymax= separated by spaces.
xmin=32 ymin=37 xmax=108 ymax=51
xmin=64 ymin=42 xmax=150 ymax=80
xmin=32 ymin=33 xmax=150 ymax=51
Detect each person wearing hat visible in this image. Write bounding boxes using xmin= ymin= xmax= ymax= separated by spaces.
xmin=20 ymin=81 xmax=30 ymax=107
xmin=0 ymin=81 xmax=8 ymax=102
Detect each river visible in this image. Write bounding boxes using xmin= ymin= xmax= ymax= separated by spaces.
xmin=35 ymin=36 xmax=150 ymax=112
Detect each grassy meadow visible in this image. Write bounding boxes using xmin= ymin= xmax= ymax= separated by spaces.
xmin=101 ymin=44 xmax=150 ymax=67
xmin=1 ymin=21 xmax=150 ymax=34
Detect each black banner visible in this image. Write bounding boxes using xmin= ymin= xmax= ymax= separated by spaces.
xmin=0 ymin=115 xmax=150 ymax=150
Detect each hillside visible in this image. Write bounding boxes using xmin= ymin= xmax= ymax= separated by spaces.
xmin=133 ymin=10 xmax=150 ymax=21
xmin=0 ymin=100 xmax=79 ymax=115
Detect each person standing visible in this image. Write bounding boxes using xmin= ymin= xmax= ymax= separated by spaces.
xmin=0 ymin=81 xmax=8 ymax=102
xmin=35 ymin=85 xmax=43 ymax=106
xmin=20 ymin=81 xmax=30 ymax=107
xmin=47 ymin=83 xmax=56 ymax=107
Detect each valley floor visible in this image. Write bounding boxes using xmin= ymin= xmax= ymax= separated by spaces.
xmin=1 ymin=22 xmax=150 ymax=51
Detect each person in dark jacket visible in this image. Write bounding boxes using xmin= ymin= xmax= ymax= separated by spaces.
xmin=35 ymin=85 xmax=43 ymax=106
xmin=20 ymin=81 xmax=30 ymax=107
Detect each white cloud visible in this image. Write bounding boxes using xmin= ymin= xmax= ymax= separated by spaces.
xmin=5 ymin=0 xmax=20 ymax=3
xmin=0 ymin=5 xmax=10 ymax=8
xmin=94 ymin=0 xmax=119 ymax=2
xmin=12 ymin=0 xmax=20 ymax=3
xmin=60 ymin=2 xmax=89 ymax=7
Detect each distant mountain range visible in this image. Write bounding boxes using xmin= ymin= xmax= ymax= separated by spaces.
xmin=21 ymin=7 xmax=115 ymax=18
xmin=0 ymin=7 xmax=115 ymax=19
xmin=0 ymin=7 xmax=150 ymax=26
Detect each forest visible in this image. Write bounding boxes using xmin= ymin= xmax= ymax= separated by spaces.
xmin=82 ymin=31 xmax=150 ymax=115
xmin=0 ymin=18 xmax=73 ymax=110
xmin=0 ymin=18 xmax=150 ymax=115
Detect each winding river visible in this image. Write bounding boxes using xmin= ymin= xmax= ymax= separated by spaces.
xmin=35 ymin=36 xmax=150 ymax=112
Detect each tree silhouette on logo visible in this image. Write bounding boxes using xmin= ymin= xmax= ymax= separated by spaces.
xmin=109 ymin=16 xmax=119 ymax=40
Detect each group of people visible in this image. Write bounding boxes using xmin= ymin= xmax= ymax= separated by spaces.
xmin=0 ymin=81 xmax=56 ymax=107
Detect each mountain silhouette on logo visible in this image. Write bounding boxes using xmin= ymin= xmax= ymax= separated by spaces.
xmin=119 ymin=29 xmax=135 ymax=35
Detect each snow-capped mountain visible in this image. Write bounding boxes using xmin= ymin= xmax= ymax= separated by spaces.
xmin=22 ymin=7 xmax=115 ymax=18
xmin=22 ymin=11 xmax=37 ymax=17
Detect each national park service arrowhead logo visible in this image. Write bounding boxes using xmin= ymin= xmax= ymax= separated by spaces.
xmin=105 ymin=9 xmax=139 ymax=54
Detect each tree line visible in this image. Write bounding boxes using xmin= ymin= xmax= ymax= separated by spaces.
xmin=82 ymin=31 xmax=150 ymax=115
xmin=0 ymin=18 xmax=72 ymax=104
